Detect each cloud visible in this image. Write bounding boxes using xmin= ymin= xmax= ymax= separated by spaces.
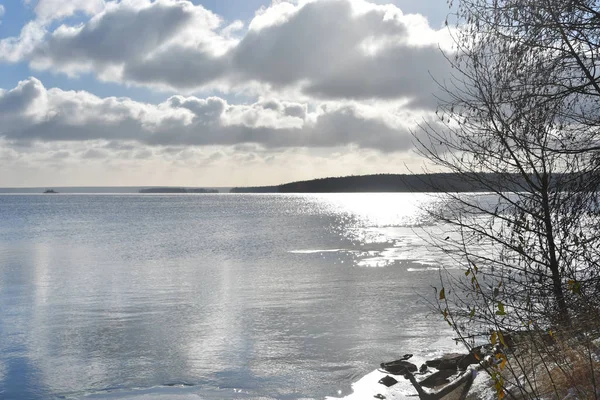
xmin=227 ymin=0 xmax=448 ymax=105
xmin=81 ymin=148 xmax=107 ymax=159
xmin=33 ymin=0 xmax=105 ymax=21
xmin=0 ymin=0 xmax=107 ymax=62
xmin=0 ymin=0 xmax=452 ymax=187
xmin=5 ymin=0 xmax=450 ymax=106
xmin=0 ymin=20 xmax=46 ymax=62
xmin=0 ymin=137 xmax=431 ymax=187
xmin=31 ymin=0 xmax=225 ymax=77
xmin=0 ymin=77 xmax=48 ymax=121
xmin=0 ymin=77 xmax=418 ymax=152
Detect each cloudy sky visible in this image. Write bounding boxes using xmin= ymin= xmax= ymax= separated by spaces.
xmin=0 ymin=0 xmax=451 ymax=187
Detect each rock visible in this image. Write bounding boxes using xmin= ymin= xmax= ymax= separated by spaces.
xmin=418 ymin=369 xmax=457 ymax=388
xmin=457 ymin=352 xmax=480 ymax=370
xmin=374 ymin=394 xmax=386 ymax=399
xmin=378 ymin=375 xmax=398 ymax=387
xmin=425 ymin=347 xmax=483 ymax=370
xmin=380 ymin=359 xmax=418 ymax=375
xmin=425 ymin=353 xmax=465 ymax=370
xmin=419 ymin=363 xmax=428 ymax=374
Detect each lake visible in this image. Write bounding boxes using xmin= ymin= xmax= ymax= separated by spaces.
xmin=0 ymin=193 xmax=457 ymax=400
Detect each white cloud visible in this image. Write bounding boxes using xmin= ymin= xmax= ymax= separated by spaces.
xmin=0 ymin=77 xmax=421 ymax=152
xmin=0 ymin=20 xmax=46 ymax=62
xmin=1 ymin=1 xmax=107 ymax=65
xmin=0 ymin=0 xmax=451 ymax=107
xmin=0 ymin=5 xmax=5 ymax=24
xmin=34 ymin=0 xmax=105 ymax=21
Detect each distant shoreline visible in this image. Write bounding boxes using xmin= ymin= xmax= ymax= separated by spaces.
xmin=138 ymin=188 xmax=218 ymax=194
xmin=0 ymin=186 xmax=226 ymax=194
xmin=0 ymin=171 xmax=583 ymax=194
xmin=230 ymin=172 xmax=529 ymax=193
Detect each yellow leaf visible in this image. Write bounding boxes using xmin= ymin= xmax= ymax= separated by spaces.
xmin=491 ymin=331 xmax=497 ymax=345
xmin=500 ymin=356 xmax=507 ymax=370
xmin=498 ymin=331 xmax=507 ymax=347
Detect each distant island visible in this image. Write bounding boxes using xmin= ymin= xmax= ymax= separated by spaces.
xmin=139 ymin=188 xmax=219 ymax=194
xmin=229 ymin=172 xmax=573 ymax=193
xmin=43 ymin=189 xmax=58 ymax=194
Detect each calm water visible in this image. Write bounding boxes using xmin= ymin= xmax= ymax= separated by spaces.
xmin=0 ymin=194 xmax=455 ymax=400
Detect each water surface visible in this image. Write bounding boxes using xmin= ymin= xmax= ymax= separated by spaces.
xmin=0 ymin=193 xmax=455 ymax=399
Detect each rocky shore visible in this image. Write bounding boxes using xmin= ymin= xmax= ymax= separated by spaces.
xmin=333 ymin=347 xmax=496 ymax=400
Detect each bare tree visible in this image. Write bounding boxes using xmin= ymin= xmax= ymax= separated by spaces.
xmin=417 ymin=0 xmax=600 ymax=397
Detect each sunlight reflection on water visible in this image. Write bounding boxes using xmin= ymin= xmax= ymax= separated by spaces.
xmin=290 ymin=193 xmax=446 ymax=268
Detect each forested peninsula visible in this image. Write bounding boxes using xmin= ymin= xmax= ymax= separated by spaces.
xmin=229 ymin=173 xmax=566 ymax=193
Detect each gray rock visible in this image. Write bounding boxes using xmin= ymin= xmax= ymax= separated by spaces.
xmin=418 ymin=369 xmax=457 ymax=388
xmin=425 ymin=348 xmax=481 ymax=371
xmin=378 ymin=375 xmax=398 ymax=387
xmin=380 ymin=359 xmax=418 ymax=375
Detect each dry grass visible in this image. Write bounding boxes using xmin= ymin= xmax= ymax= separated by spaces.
xmin=496 ymin=330 xmax=600 ymax=399
xmin=532 ymin=344 xmax=600 ymax=399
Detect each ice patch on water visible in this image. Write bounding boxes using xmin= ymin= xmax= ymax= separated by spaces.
xmin=407 ymin=260 xmax=462 ymax=272
xmin=81 ymin=385 xmax=202 ymax=399
xmin=325 ymin=369 xmax=417 ymax=400
xmin=289 ymin=219 xmax=456 ymax=270
xmin=289 ymin=249 xmax=347 ymax=254
xmin=328 ymin=336 xmax=469 ymax=400
xmin=407 ymin=267 xmax=441 ymax=272
xmin=329 ymin=360 xmax=493 ymax=400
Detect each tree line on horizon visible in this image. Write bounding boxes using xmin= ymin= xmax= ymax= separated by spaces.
xmin=229 ymin=172 xmax=597 ymax=193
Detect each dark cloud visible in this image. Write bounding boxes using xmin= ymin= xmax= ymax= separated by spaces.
xmin=33 ymin=0 xmax=216 ymax=68
xmin=123 ymin=45 xmax=226 ymax=88
xmin=304 ymin=44 xmax=448 ymax=105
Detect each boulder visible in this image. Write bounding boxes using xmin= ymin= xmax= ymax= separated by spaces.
xmin=380 ymin=359 xmax=418 ymax=375
xmin=418 ymin=369 xmax=457 ymax=389
xmin=425 ymin=348 xmax=481 ymax=371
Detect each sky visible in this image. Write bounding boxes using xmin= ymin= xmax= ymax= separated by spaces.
xmin=0 ymin=0 xmax=452 ymax=187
